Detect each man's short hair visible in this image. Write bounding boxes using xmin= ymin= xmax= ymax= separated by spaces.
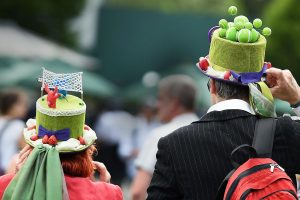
xmin=158 ymin=75 xmax=196 ymax=110
xmin=214 ymin=79 xmax=249 ymax=100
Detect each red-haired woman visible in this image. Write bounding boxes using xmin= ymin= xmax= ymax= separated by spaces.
xmin=0 ymin=145 xmax=123 ymax=200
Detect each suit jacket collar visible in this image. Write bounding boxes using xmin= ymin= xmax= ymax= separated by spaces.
xmin=194 ymin=110 xmax=255 ymax=123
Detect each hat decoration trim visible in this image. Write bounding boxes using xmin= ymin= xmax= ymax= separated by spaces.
xmin=2 ymin=146 xmax=65 ymax=200
xmin=24 ymin=119 xmax=97 ymax=152
xmin=229 ymin=65 xmax=267 ymax=84
xmin=197 ymin=56 xmax=271 ymax=84
xmin=38 ymin=125 xmax=70 ymax=141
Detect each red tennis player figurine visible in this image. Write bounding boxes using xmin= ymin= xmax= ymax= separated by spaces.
xmin=44 ymin=84 xmax=60 ymax=108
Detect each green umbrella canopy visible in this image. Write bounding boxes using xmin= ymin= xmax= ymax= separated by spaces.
xmin=122 ymin=82 xmax=157 ymax=102
xmin=0 ymin=58 xmax=118 ymax=98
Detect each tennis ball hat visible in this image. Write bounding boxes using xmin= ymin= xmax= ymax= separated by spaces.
xmin=197 ymin=6 xmax=272 ymax=85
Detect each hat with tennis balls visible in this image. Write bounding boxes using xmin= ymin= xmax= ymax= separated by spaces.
xmin=197 ymin=6 xmax=276 ymax=117
xmin=197 ymin=5 xmax=272 ymax=85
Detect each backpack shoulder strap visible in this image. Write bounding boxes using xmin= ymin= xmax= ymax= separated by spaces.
xmin=215 ymin=118 xmax=277 ymax=200
xmin=252 ymin=117 xmax=277 ymax=158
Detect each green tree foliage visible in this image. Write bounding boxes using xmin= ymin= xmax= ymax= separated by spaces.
xmin=264 ymin=0 xmax=300 ymax=81
xmin=107 ymin=0 xmax=243 ymax=15
xmin=0 ymin=0 xmax=85 ymax=48
xmin=241 ymin=0 xmax=272 ymax=18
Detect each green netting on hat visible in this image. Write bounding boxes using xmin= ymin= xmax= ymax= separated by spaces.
xmin=209 ymin=29 xmax=266 ymax=73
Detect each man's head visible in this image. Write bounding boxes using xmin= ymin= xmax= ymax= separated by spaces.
xmin=208 ymin=78 xmax=249 ymax=104
xmin=157 ymin=75 xmax=196 ymax=122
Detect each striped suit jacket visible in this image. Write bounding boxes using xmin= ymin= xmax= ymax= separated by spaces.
xmin=147 ymin=110 xmax=300 ymax=200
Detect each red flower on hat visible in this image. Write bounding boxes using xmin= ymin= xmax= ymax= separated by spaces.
xmin=30 ymin=135 xmax=38 ymax=141
xmin=224 ymin=71 xmax=231 ymax=80
xmin=48 ymin=135 xmax=58 ymax=145
xmin=79 ymin=136 xmax=85 ymax=145
xmin=42 ymin=135 xmax=49 ymax=144
xmin=198 ymin=58 xmax=210 ymax=71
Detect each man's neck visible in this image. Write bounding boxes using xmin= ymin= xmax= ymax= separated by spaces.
xmin=213 ymin=97 xmax=249 ymax=105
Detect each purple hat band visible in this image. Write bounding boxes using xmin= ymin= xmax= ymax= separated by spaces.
xmin=38 ymin=125 xmax=70 ymax=141
xmin=197 ymin=60 xmax=268 ymax=85
xmin=230 ymin=65 xmax=267 ymax=84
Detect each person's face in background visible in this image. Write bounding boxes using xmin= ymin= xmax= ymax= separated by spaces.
xmin=156 ymin=89 xmax=176 ymax=123
xmin=141 ymin=106 xmax=157 ymax=122
xmin=9 ymin=93 xmax=29 ymax=119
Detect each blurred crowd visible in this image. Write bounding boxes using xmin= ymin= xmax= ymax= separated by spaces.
xmin=1 ymin=73 xmax=300 ymax=199
xmin=0 ymin=74 xmax=202 ymax=199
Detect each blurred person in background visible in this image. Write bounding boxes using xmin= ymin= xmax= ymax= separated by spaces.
xmin=94 ymin=99 xmax=135 ymax=185
xmin=130 ymin=75 xmax=199 ymax=200
xmin=119 ymin=98 xmax=160 ymax=180
xmin=0 ymin=89 xmax=28 ymax=175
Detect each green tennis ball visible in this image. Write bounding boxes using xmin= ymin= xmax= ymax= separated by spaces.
xmin=219 ymin=28 xmax=227 ymax=38
xmin=219 ymin=19 xmax=228 ymax=29
xmin=245 ymin=22 xmax=253 ymax=30
xmin=226 ymin=27 xmax=238 ymax=41
xmin=262 ymin=27 xmax=272 ymax=36
xmin=253 ymin=18 xmax=262 ymax=28
xmin=228 ymin=6 xmax=238 ymax=16
xmin=237 ymin=29 xmax=251 ymax=43
xmin=234 ymin=15 xmax=249 ymax=24
xmin=228 ymin=22 xmax=235 ymax=28
xmin=250 ymin=29 xmax=260 ymax=43
xmin=241 ymin=16 xmax=249 ymax=23
xmin=234 ymin=21 xmax=244 ymax=31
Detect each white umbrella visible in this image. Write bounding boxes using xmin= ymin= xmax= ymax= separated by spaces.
xmin=0 ymin=23 xmax=98 ymax=69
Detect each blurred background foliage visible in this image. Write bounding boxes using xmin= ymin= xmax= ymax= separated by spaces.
xmin=0 ymin=0 xmax=85 ymax=48
xmin=0 ymin=0 xmax=299 ymax=114
xmin=107 ymin=0 xmax=242 ymax=15
xmin=264 ymin=0 xmax=300 ymax=81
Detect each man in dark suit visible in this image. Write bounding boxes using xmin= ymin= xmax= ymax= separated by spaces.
xmin=147 ymin=6 xmax=300 ymax=198
xmin=147 ymin=67 xmax=300 ymax=199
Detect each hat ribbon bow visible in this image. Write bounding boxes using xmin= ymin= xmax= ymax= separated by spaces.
xmin=38 ymin=125 xmax=70 ymax=141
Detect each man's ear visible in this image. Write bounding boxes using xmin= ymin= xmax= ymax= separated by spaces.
xmin=210 ymin=79 xmax=217 ymax=94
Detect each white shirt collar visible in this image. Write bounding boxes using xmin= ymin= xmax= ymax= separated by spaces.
xmin=207 ymin=99 xmax=255 ymax=115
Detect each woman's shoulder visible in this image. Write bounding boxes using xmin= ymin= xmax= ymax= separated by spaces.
xmin=65 ymin=176 xmax=123 ymax=200
xmin=94 ymin=181 xmax=123 ymax=198
xmin=0 ymin=174 xmax=14 ymax=199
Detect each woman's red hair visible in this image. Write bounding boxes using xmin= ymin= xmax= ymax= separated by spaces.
xmin=59 ymin=145 xmax=96 ymax=177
